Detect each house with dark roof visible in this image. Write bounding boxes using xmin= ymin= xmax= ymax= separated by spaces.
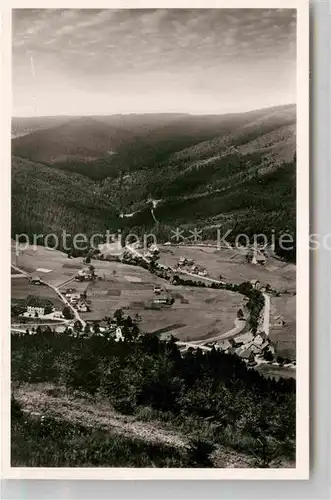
xmin=25 ymin=296 xmax=54 ymax=317
xmin=237 ymin=348 xmax=255 ymax=363
xmin=31 ymin=274 xmax=41 ymax=285
xmin=254 ymin=331 xmax=268 ymax=345
xmin=218 ymin=339 xmax=232 ymax=352
xmin=274 ymin=315 xmax=286 ymax=327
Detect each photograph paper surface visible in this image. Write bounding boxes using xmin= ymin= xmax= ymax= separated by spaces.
xmin=1 ymin=0 xmax=309 ymax=480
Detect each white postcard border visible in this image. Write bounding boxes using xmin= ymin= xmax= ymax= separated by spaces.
xmin=0 ymin=0 xmax=310 ymax=481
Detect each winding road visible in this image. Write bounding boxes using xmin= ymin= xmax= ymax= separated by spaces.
xmin=124 ymin=244 xmax=271 ymax=347
xmin=11 ymin=264 xmax=86 ymax=328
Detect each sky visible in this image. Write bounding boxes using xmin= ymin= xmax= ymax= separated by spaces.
xmin=12 ymin=8 xmax=296 ymax=117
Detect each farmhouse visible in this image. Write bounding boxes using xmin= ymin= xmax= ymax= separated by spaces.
xmin=77 ymin=302 xmax=88 ymax=313
xmin=25 ymin=296 xmax=54 ymax=317
xmin=217 ymin=339 xmax=232 ymax=352
xmin=247 ymin=340 xmax=270 ymax=355
xmin=256 ymin=254 xmax=267 ymax=265
xmin=31 ymin=274 xmax=41 ymax=285
xmin=197 ymin=269 xmax=207 ymax=277
xmin=236 ymin=348 xmax=255 ymax=363
xmin=254 ymin=331 xmax=268 ymax=345
xmin=247 ymin=248 xmax=267 ymax=265
xmin=149 ymin=244 xmax=159 ymax=254
xmin=159 ymin=332 xmax=174 ymax=341
xmin=274 ymin=315 xmax=286 ymax=327
xmin=76 ymin=269 xmax=93 ymax=281
xmin=250 ymin=279 xmax=261 ymax=289
xmin=152 ymin=294 xmax=174 ymax=306
xmin=69 ymin=293 xmax=81 ymax=305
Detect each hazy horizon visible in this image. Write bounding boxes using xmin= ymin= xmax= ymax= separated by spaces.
xmin=12 ymin=102 xmax=296 ymax=119
xmin=13 ymin=9 xmax=296 ymax=117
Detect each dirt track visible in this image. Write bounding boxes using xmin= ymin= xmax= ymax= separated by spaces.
xmin=13 ymin=383 xmax=257 ymax=468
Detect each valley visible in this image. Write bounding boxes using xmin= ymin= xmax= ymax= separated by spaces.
xmin=10 ymin=105 xmax=297 ymax=470
xmin=11 ymin=105 xmax=296 ymax=263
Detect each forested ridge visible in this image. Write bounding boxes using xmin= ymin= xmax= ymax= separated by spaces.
xmin=12 ymin=105 xmax=296 ymax=261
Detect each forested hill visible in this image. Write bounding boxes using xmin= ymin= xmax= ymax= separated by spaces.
xmin=12 ymin=105 xmax=296 ymax=260
xmin=11 ymin=156 xmax=119 ymax=237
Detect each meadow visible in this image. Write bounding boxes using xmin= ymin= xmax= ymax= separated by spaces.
xmin=80 ymin=264 xmax=243 ymax=341
xmin=158 ymin=245 xmax=296 ymax=292
xmin=11 ymin=242 xmax=296 ymax=350
xmin=12 ymin=242 xmax=84 ymax=287
xmin=11 ymin=277 xmax=63 ymax=309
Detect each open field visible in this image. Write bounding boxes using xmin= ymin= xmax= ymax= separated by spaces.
xmin=11 ymin=242 xmax=296 ymax=348
xmin=269 ymin=295 xmax=296 ymax=360
xmin=76 ymin=261 xmax=172 ymax=321
xmin=80 ymin=262 xmax=243 ymax=341
xmin=12 ymin=243 xmax=84 ymax=287
xmin=158 ymin=245 xmax=296 ymax=292
xmin=256 ymin=363 xmax=296 ymax=381
xmin=138 ymin=287 xmax=243 ymax=341
xmin=11 ymin=277 xmax=63 ymax=309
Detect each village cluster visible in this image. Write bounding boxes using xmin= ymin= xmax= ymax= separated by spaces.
xmin=213 ymin=331 xmax=276 ymax=367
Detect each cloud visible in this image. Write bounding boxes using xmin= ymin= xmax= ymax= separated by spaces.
xmin=12 ymin=8 xmax=296 ymax=116
xmin=43 ymin=38 xmax=56 ymax=45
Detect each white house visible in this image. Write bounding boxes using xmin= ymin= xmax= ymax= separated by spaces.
xmin=115 ymin=327 xmax=124 ymax=342
xmin=77 ymin=302 xmax=88 ymax=313
xmin=31 ymin=274 xmax=42 ymax=285
xmin=274 ymin=315 xmax=286 ymax=327
xmin=27 ymin=305 xmax=45 ymax=316
xmin=25 ymin=296 xmax=54 ymax=317
xmin=198 ymin=269 xmax=207 ymax=277
xmin=254 ymin=331 xmax=268 ymax=345
xmin=53 ymin=311 xmax=64 ymax=319
xmin=70 ymin=293 xmax=81 ymax=304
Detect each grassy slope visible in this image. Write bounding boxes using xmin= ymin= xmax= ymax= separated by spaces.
xmin=11 ymin=331 xmax=296 ymax=468
xmin=11 ymin=324 xmax=295 ymax=467
xmin=12 ymin=383 xmax=256 ymax=468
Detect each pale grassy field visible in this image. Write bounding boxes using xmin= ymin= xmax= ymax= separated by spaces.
xmin=12 ymin=243 xmax=84 ymax=287
xmin=80 ymin=271 xmax=243 ymax=341
xmin=138 ymin=286 xmax=243 ymax=341
xmin=158 ymin=245 xmax=296 ymax=292
xmin=11 ymin=277 xmax=63 ymax=309
xmin=11 ymin=243 xmax=296 ymax=347
xmin=158 ymin=245 xmax=296 ymax=347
